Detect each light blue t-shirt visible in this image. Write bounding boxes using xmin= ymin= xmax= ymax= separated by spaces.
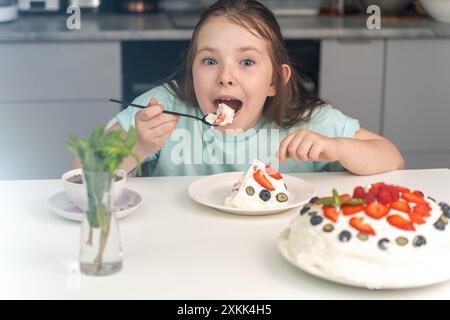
xmin=116 ymin=84 xmax=360 ymax=176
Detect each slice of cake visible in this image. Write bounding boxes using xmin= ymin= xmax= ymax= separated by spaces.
xmin=285 ymin=182 xmax=450 ymax=288
xmin=225 ymin=159 xmax=289 ymax=209
xmin=205 ymin=103 xmax=234 ymax=126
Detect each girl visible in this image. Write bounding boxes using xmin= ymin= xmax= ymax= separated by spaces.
xmin=101 ymin=0 xmax=404 ymax=176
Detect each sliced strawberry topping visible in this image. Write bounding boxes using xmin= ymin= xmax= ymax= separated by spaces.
xmin=364 ymin=192 xmax=376 ymax=204
xmin=349 ymin=217 xmax=376 ymax=236
xmin=365 ymin=202 xmax=390 ymax=219
xmin=253 ymin=169 xmax=275 ymax=191
xmin=387 ymin=215 xmax=416 ymax=231
xmin=371 ymin=182 xmax=386 ymax=190
xmin=408 ymin=212 xmax=426 ymax=225
xmin=413 ymin=203 xmax=431 ymax=217
xmin=377 ymin=191 xmax=392 ymax=206
xmin=265 ymin=165 xmax=282 ymax=180
xmin=387 ymin=185 xmax=400 ymax=201
xmin=352 ymin=186 xmax=365 ymax=199
xmin=339 ymin=194 xmax=351 ymax=205
xmin=397 ymin=186 xmax=411 ymax=194
xmin=323 ymin=206 xmax=339 ymax=223
xmin=403 ymin=192 xmax=428 ymax=205
xmin=391 ymin=200 xmax=411 ymax=213
xmin=413 ymin=190 xmax=424 ymax=198
xmin=342 ymin=204 xmax=365 ymax=216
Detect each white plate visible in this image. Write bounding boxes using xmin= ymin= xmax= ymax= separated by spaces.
xmin=188 ymin=172 xmax=315 ymax=215
xmin=277 ymin=228 xmax=450 ymax=289
xmin=48 ymin=188 xmax=142 ymax=222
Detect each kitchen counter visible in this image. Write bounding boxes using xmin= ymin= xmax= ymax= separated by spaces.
xmin=2 ymin=169 xmax=450 ymax=299
xmin=1 ymin=13 xmax=450 ymax=42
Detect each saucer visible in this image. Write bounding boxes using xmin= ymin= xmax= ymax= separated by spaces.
xmin=48 ymin=188 xmax=142 ymax=222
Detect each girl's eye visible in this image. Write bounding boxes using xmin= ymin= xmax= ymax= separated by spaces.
xmin=202 ymin=58 xmax=217 ymax=65
xmin=241 ymin=58 xmax=255 ymax=67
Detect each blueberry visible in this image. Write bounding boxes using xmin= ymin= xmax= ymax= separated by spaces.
xmin=259 ymin=189 xmax=271 ymax=201
xmin=309 ymin=196 xmax=319 ymax=204
xmin=434 ymin=220 xmax=446 ymax=231
xmin=378 ymin=238 xmax=392 ymax=251
xmin=439 ymin=202 xmax=450 ymax=211
xmin=413 ymin=235 xmax=427 ymax=247
xmin=300 ymin=206 xmax=311 ymax=215
xmin=442 ymin=207 xmax=450 ymax=219
xmin=338 ymin=230 xmax=352 ymax=242
xmin=310 ymin=215 xmax=323 ymax=226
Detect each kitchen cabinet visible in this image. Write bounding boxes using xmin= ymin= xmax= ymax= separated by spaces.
xmin=319 ymin=39 xmax=385 ymax=134
xmin=0 ymin=42 xmax=121 ymax=180
xmin=383 ymin=39 xmax=450 ymax=169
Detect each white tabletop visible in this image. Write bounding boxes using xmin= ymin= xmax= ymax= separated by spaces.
xmin=2 ymin=169 xmax=450 ymax=300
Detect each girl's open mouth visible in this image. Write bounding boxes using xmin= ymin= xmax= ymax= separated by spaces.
xmin=214 ymin=98 xmax=243 ymax=117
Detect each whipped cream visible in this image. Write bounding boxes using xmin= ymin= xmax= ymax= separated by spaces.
xmin=225 ymin=159 xmax=289 ymax=209
xmin=205 ymin=103 xmax=234 ymax=126
xmin=286 ymin=196 xmax=450 ymax=288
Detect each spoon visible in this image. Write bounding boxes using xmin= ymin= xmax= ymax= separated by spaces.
xmin=109 ymin=99 xmax=218 ymax=127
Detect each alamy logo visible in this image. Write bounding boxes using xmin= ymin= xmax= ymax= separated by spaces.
xmin=66 ymin=5 xmax=81 ymax=30
xmin=366 ymin=5 xmax=381 ymax=30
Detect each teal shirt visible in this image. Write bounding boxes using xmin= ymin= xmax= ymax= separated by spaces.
xmin=116 ymin=84 xmax=360 ymax=176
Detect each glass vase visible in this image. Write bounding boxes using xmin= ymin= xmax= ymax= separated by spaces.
xmin=79 ymin=171 xmax=123 ymax=276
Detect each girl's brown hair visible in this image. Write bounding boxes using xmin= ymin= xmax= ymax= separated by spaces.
xmin=166 ymin=0 xmax=325 ymax=128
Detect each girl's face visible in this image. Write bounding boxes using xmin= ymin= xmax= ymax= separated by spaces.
xmin=192 ymin=16 xmax=276 ymax=132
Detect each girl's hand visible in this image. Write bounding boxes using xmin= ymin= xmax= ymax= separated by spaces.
xmin=135 ymin=98 xmax=179 ymax=158
xmin=278 ymin=129 xmax=341 ymax=164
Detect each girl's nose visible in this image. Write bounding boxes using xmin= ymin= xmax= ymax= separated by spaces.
xmin=217 ymin=67 xmax=236 ymax=87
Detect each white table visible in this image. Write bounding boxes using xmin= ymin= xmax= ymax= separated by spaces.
xmin=2 ymin=169 xmax=450 ymax=300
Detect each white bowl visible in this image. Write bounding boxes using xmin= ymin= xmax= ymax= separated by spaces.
xmin=420 ymin=0 xmax=450 ymax=23
xmin=62 ymin=168 xmax=127 ymax=211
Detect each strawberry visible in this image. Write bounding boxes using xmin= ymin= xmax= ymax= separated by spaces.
xmin=391 ymin=200 xmax=411 ymax=213
xmin=377 ymin=191 xmax=392 ymax=206
xmin=265 ymin=165 xmax=282 ymax=180
xmin=387 ymin=214 xmax=416 ymax=231
xmin=408 ymin=212 xmax=426 ymax=225
xmin=371 ymin=182 xmax=386 ymax=190
xmin=253 ymin=169 xmax=275 ymax=191
xmin=349 ymin=217 xmax=376 ymax=236
xmin=396 ymin=186 xmax=411 ymax=194
xmin=352 ymin=186 xmax=365 ymax=199
xmin=413 ymin=190 xmax=424 ymax=198
xmin=365 ymin=202 xmax=390 ymax=219
xmin=387 ymin=185 xmax=400 ymax=201
xmin=339 ymin=194 xmax=351 ymax=205
xmin=342 ymin=204 xmax=365 ymax=216
xmin=403 ymin=192 xmax=427 ymax=205
xmin=364 ymin=192 xmax=376 ymax=204
xmin=323 ymin=206 xmax=339 ymax=223
xmin=413 ymin=203 xmax=431 ymax=217
xmin=368 ymin=187 xmax=380 ymax=198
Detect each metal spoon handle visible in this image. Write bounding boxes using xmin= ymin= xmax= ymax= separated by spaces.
xmin=109 ymin=99 xmax=205 ymax=122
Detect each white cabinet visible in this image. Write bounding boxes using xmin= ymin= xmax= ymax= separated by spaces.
xmin=320 ymin=39 xmax=384 ymax=134
xmin=383 ymin=39 xmax=450 ymax=169
xmin=0 ymin=42 xmax=122 ymax=180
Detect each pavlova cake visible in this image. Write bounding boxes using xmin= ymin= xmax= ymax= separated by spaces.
xmin=225 ymin=159 xmax=289 ymax=209
xmin=284 ymin=182 xmax=450 ymax=288
xmin=205 ymin=103 xmax=235 ymax=126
